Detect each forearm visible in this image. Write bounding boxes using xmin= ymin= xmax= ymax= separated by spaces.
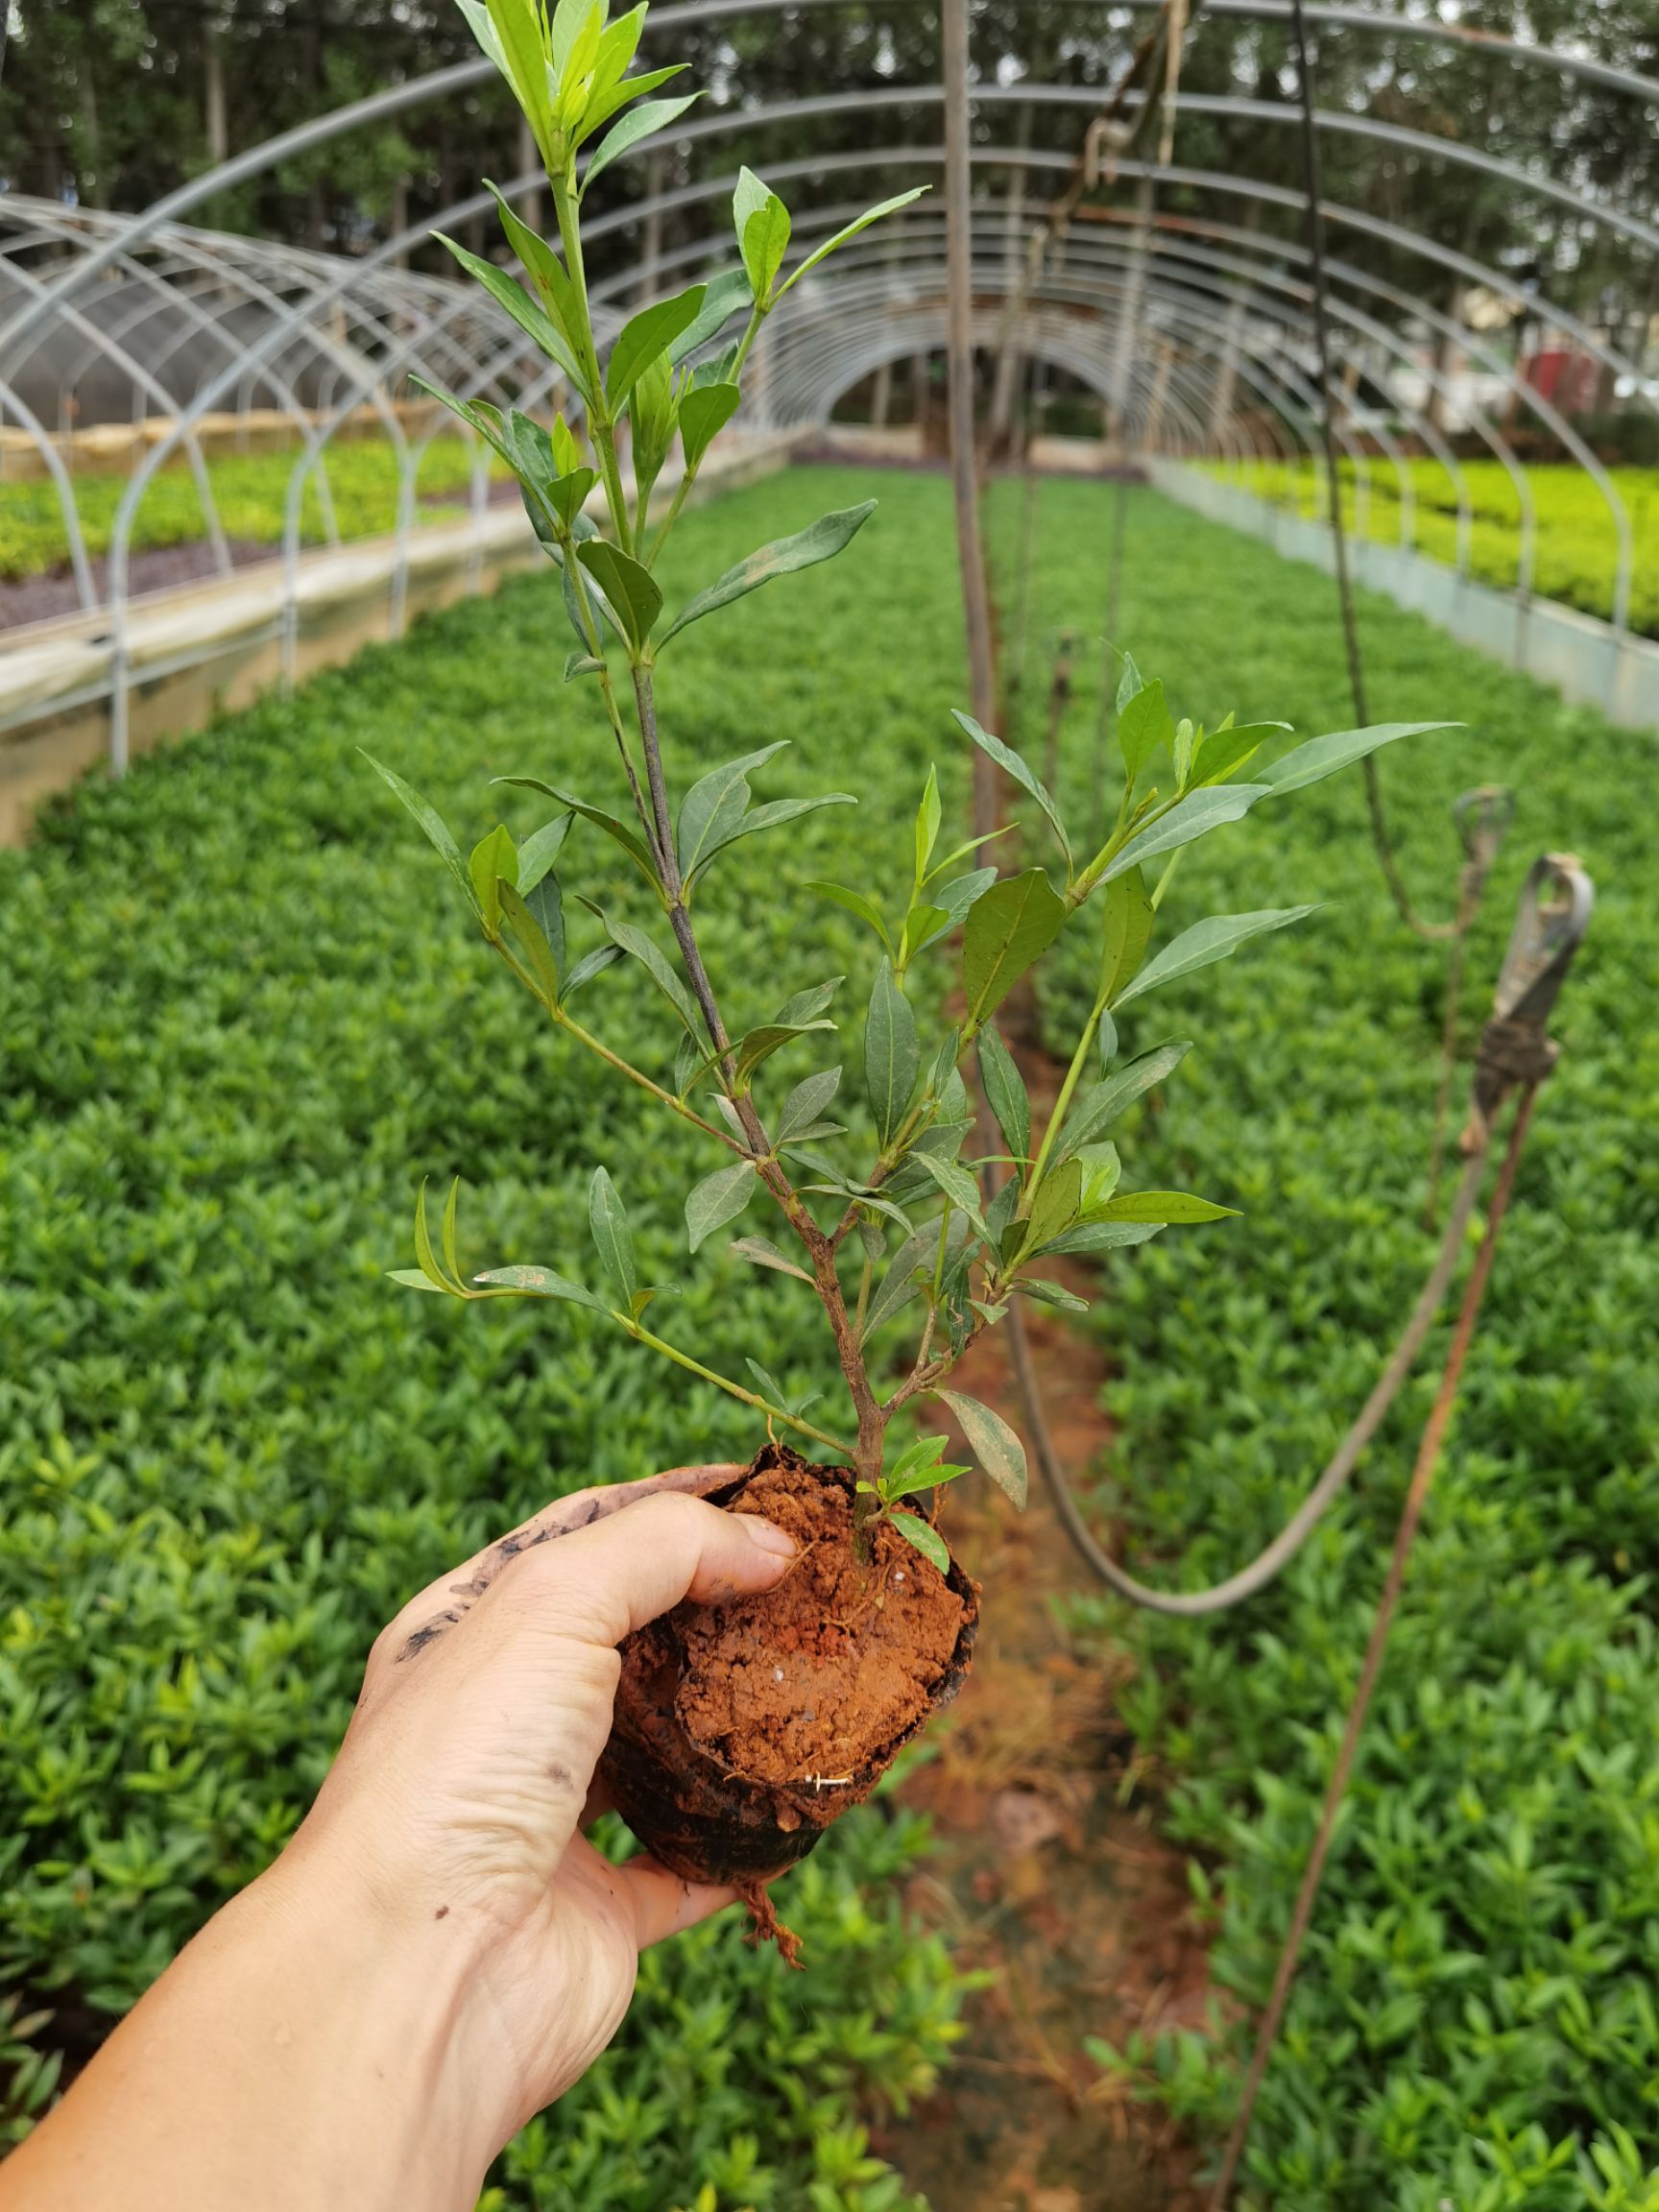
xmin=0 ymin=1842 xmax=506 ymax=2212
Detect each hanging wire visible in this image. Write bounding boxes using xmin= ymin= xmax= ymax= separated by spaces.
xmin=1286 ymin=0 xmax=1459 ymax=942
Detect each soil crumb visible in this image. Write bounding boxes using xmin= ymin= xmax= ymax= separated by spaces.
xmin=674 ymin=1463 xmax=966 ymax=1786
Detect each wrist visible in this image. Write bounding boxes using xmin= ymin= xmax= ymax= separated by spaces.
xmin=237 ymin=1831 xmax=518 ymax=2203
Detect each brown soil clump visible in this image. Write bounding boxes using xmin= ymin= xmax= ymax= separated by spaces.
xmin=678 ymin=1461 xmax=967 ymax=1786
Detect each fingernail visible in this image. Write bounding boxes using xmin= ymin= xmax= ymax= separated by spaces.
xmin=743 ymin=1516 xmax=796 ymax=1558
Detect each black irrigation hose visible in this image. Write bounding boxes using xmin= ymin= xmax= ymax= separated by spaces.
xmin=1009 ymin=1135 xmax=1489 ymax=1616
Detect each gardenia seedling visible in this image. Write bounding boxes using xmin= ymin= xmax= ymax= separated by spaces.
xmin=368 ymin=0 xmax=1455 ymax=1570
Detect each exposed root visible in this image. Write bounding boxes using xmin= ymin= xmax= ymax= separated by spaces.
xmin=737 ymin=1878 xmax=805 ymax=1969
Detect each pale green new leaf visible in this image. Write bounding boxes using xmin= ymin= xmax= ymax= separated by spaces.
xmin=806 ymin=880 xmax=891 ymax=953
xmin=678 ymin=381 xmax=741 ymax=469
xmin=1118 ymin=677 xmax=1174 ymax=782
xmin=1099 ymin=1190 xmax=1239 ymax=1224
xmin=605 ymin=285 xmax=707 ymax=407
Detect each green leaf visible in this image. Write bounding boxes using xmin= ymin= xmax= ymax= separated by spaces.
xmin=909 ymin=1152 xmax=990 ymax=1243
xmin=778 ymin=1067 xmax=841 ymax=1142
xmin=497 ymin=878 xmax=562 ymax=1002
xmin=581 ymin=60 xmax=687 ymax=140
xmin=469 ymin=823 xmax=518 ymax=940
xmin=676 ymin=741 xmax=788 ymax=880
xmin=773 ymin=977 xmax=842 ymax=1027
xmin=1098 ymin=866 xmax=1154 ymax=1007
xmin=1098 ymin=1190 xmax=1239 ymax=1225
xmin=864 ymin=957 xmax=918 ymax=1145
xmin=1020 ymin=1157 xmax=1083 ymax=1259
xmin=496 ymin=775 xmax=660 ymax=892
xmin=864 ymin=1216 xmax=971 ymax=1339
xmin=914 ymin=765 xmax=942 ymax=885
xmin=561 ymin=943 xmax=624 ymax=1001
xmin=470 ymin=1264 xmax=610 ymax=1310
xmin=882 ymin=1433 xmax=967 ymax=1501
xmin=1255 ymin=719 xmax=1458 ymax=797
xmin=961 ymin=868 xmax=1067 ymax=1027
xmin=936 ymin=1388 xmax=1028 ymax=1508
xmin=1013 ymin=1278 xmax=1090 ymax=1314
xmin=565 ymin=652 xmax=605 ymax=682
xmin=388 ymin=1267 xmax=451 ymax=1295
xmin=432 ymin=232 xmax=586 ymax=391
xmin=1114 ymin=907 xmax=1320 ymax=1008
xmin=1192 ymin=719 xmax=1286 ymax=788
xmin=360 ymin=752 xmax=474 ymax=907
xmin=1097 ymin=781 xmax=1273 ymax=886
xmin=600 ymin=913 xmax=702 ymax=1034
xmin=666 ymin=268 xmax=753 ymax=365
xmin=730 ymin=1234 xmax=813 ymax=1284
xmin=890 ymin=1511 xmax=950 ymax=1576
xmin=517 ymin=813 xmax=572 ymax=892
xmin=951 ymin=711 xmax=1071 ymax=870
xmin=661 ymin=502 xmax=877 ymax=645
xmin=576 ymin=540 xmax=661 ymax=652
xmin=1118 ymin=677 xmax=1174 ymax=782
xmin=588 ymin=1166 xmax=637 ymax=1309
xmin=1115 ymin=650 xmax=1143 ymax=714
xmin=734 ymin=167 xmax=791 ymax=301
xmin=977 ymin=1022 xmax=1029 ymax=1170
xmin=905 ymin=866 xmax=998 ymax=962
xmin=732 ymin=1020 xmax=836 ymax=1090
xmin=777 ymin=186 xmax=928 ymax=296
xmin=805 ymin=880 xmax=891 ymax=953
xmin=583 ymin=90 xmax=701 ymax=197
xmin=483 ymin=182 xmax=585 ymax=363
xmin=679 ymin=380 xmax=741 ymax=469
xmin=606 ymin=285 xmax=707 ymax=407
xmin=685 ymin=1161 xmax=757 ymax=1252
xmin=412 ymin=1177 xmax=452 ymax=1292
xmin=1055 ymin=1040 xmax=1193 ymax=1161
xmin=697 ymin=794 xmax=855 ymax=882
xmin=1038 ymin=1219 xmax=1163 ymax=1258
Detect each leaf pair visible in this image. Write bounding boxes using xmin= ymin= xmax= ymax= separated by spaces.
xmin=676 ymin=741 xmax=854 ymax=902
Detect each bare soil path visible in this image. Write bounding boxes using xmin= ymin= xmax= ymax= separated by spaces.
xmin=876 ymin=1252 xmax=1213 ymax=2211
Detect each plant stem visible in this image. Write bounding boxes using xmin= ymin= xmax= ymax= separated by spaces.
xmin=623 ymin=1316 xmax=854 ymax=1458
xmin=553 ymin=1007 xmax=740 ymax=1150
xmin=551 ymin=171 xmax=634 ymax=554
xmin=1024 ymin=1000 xmax=1104 ymax=1204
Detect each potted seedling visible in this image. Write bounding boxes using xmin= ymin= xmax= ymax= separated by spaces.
xmin=371 ymin=0 xmax=1449 ymax=1953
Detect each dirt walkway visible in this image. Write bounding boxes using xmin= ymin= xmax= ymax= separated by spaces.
xmin=877 ymin=1279 xmax=1213 ymax=2211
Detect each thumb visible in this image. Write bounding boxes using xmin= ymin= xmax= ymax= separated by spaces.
xmin=498 ymin=1488 xmax=798 ymax=1649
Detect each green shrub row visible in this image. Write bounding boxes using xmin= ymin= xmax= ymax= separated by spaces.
xmin=0 ymin=435 xmax=504 ymax=581
xmin=1214 ymin=457 xmax=1659 ymax=640
xmin=993 ymin=477 xmax=1659 ymax=2208
xmin=0 ymin=465 xmax=982 ymax=2204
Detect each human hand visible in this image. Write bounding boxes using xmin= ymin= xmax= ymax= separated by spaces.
xmin=267 ymin=1467 xmax=798 ymax=2157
